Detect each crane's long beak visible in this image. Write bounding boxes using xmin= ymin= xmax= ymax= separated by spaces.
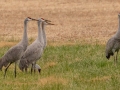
xmin=45 ymin=19 xmax=51 ymax=22
xmin=31 ymin=18 xmax=38 ymax=21
xmin=47 ymin=22 xmax=55 ymax=25
xmin=27 ymin=17 xmax=38 ymax=21
xmin=29 ymin=17 xmax=54 ymax=25
xmin=28 ymin=17 xmax=52 ymax=22
xmin=31 ymin=18 xmax=51 ymax=22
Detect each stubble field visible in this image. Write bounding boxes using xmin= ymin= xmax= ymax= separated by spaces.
xmin=0 ymin=0 xmax=120 ymax=90
xmin=0 ymin=0 xmax=120 ymax=44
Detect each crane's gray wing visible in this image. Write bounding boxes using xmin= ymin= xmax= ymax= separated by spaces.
xmin=0 ymin=45 xmax=24 ymax=68
xmin=106 ymin=38 xmax=115 ymax=53
xmin=21 ymin=43 xmax=44 ymax=63
xmin=3 ymin=45 xmax=24 ymax=62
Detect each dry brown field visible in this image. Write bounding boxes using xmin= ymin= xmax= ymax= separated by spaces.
xmin=0 ymin=0 xmax=120 ymax=46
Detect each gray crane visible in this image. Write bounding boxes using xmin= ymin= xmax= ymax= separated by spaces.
xmin=105 ymin=14 xmax=120 ymax=65
xmin=30 ymin=20 xmax=48 ymax=74
xmin=19 ymin=18 xmax=53 ymax=73
xmin=0 ymin=17 xmax=37 ymax=78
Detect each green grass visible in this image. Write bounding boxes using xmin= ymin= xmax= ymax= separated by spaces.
xmin=0 ymin=44 xmax=120 ymax=90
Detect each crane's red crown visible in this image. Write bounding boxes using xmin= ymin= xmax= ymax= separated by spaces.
xmin=27 ymin=17 xmax=32 ymax=19
xmin=41 ymin=18 xmax=45 ymax=20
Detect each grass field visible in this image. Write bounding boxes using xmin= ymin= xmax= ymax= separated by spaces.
xmin=0 ymin=0 xmax=120 ymax=90
xmin=0 ymin=44 xmax=120 ymax=90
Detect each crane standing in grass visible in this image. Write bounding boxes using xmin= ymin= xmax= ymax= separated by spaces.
xmin=19 ymin=18 xmax=53 ymax=73
xmin=0 ymin=17 xmax=37 ymax=78
xmin=31 ymin=20 xmax=48 ymax=74
xmin=105 ymin=13 xmax=120 ymax=65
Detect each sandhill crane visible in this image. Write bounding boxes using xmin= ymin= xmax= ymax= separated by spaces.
xmin=0 ymin=17 xmax=37 ymax=78
xmin=19 ymin=18 xmax=53 ymax=73
xmin=30 ymin=20 xmax=48 ymax=74
xmin=105 ymin=13 xmax=120 ymax=65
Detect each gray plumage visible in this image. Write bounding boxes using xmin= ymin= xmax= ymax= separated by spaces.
xmin=19 ymin=18 xmax=45 ymax=72
xmin=0 ymin=17 xmax=35 ymax=78
xmin=105 ymin=14 xmax=120 ymax=64
xmin=42 ymin=21 xmax=47 ymax=49
xmin=30 ymin=21 xmax=47 ymax=74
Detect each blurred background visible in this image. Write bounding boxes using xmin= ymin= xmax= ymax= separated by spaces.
xmin=0 ymin=0 xmax=120 ymax=45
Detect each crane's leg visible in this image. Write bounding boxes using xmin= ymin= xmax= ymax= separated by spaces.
xmin=114 ymin=56 xmax=116 ymax=66
xmin=25 ymin=67 xmax=27 ymax=72
xmin=114 ymin=52 xmax=116 ymax=65
xmin=33 ymin=62 xmax=36 ymax=74
xmin=116 ymin=51 xmax=118 ymax=64
xmin=4 ymin=63 xmax=12 ymax=78
xmin=14 ymin=61 xmax=17 ymax=78
xmin=31 ymin=63 xmax=33 ymax=74
xmin=114 ymin=51 xmax=119 ymax=66
xmin=112 ymin=49 xmax=117 ymax=65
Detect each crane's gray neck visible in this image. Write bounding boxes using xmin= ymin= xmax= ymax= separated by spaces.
xmin=42 ymin=22 xmax=47 ymax=48
xmin=20 ymin=20 xmax=28 ymax=46
xmin=114 ymin=16 xmax=120 ymax=39
xmin=37 ymin=21 xmax=44 ymax=44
